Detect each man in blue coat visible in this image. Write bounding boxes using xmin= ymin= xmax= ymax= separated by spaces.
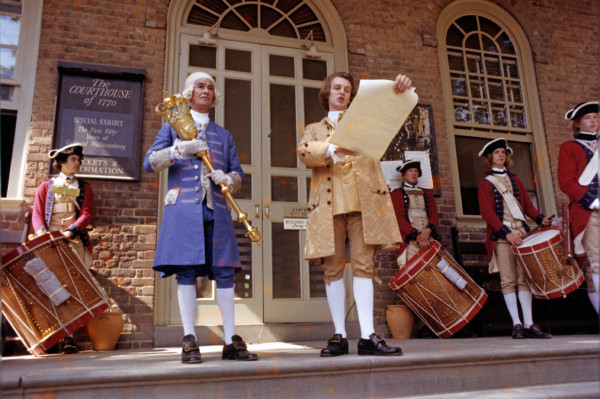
xmin=144 ymin=72 xmax=257 ymax=364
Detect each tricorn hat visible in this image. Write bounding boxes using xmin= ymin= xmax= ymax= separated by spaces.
xmin=564 ymin=101 xmax=599 ymax=120
xmin=397 ymin=159 xmax=422 ymax=177
xmin=48 ymin=143 xmax=84 ymax=159
xmin=478 ymin=137 xmax=512 ymax=157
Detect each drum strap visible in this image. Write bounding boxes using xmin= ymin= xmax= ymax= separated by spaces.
xmin=485 ymin=175 xmax=526 ymax=223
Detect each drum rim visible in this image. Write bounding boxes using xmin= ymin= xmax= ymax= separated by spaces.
xmin=389 ymin=241 xmax=442 ymax=290
xmin=1 ymin=231 xmax=66 ymax=267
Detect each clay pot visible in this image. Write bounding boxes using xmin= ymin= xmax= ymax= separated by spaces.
xmin=87 ymin=311 xmax=124 ymax=351
xmin=386 ymin=304 xmax=415 ymax=339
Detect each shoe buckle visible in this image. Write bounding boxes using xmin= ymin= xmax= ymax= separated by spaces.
xmin=330 ymin=335 xmax=341 ymax=344
xmin=373 ymin=334 xmax=384 ymax=342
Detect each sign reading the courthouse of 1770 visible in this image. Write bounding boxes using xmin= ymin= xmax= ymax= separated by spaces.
xmin=51 ymin=61 xmax=145 ymax=181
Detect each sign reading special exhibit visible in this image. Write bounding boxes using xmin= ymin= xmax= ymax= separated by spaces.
xmin=51 ymin=61 xmax=145 ymax=181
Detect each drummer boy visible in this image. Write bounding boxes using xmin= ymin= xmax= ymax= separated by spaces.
xmin=477 ymin=138 xmax=552 ymax=339
xmin=390 ymin=159 xmax=441 ymax=268
xmin=32 ymin=142 xmax=94 ymax=353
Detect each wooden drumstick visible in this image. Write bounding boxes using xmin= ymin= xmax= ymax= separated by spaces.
xmin=521 ymin=214 xmax=555 ymax=240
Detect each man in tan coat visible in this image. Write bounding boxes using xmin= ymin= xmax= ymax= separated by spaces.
xmin=298 ymin=72 xmax=411 ymax=357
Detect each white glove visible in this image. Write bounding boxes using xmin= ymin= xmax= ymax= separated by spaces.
xmin=174 ymin=139 xmax=208 ymax=156
xmin=591 ymin=198 xmax=599 ymax=210
xmin=209 ymin=170 xmax=232 ymax=187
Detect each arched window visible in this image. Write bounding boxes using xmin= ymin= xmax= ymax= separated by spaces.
xmin=187 ymin=0 xmax=326 ymax=41
xmin=437 ymin=1 xmax=555 ymax=219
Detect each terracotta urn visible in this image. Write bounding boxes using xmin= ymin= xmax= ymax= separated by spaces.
xmin=87 ymin=311 xmax=124 ymax=351
xmin=386 ymin=304 xmax=415 ymax=339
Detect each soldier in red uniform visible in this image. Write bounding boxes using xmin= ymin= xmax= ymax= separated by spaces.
xmin=558 ymin=101 xmax=599 ymax=314
xmin=478 ymin=138 xmax=552 ymax=339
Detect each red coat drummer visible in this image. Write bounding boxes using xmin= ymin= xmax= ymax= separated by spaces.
xmin=390 ymin=159 xmax=441 ymax=267
xmin=558 ymin=101 xmax=599 ymax=314
xmin=477 ymin=138 xmax=552 ymax=339
xmin=31 ymin=142 xmax=94 ymax=353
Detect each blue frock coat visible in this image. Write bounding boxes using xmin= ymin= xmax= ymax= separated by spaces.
xmin=143 ymin=122 xmax=244 ymax=274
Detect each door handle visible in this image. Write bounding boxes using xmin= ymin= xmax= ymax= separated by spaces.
xmin=265 ymin=205 xmax=269 ymax=219
xmin=255 ymin=204 xmax=260 ymax=219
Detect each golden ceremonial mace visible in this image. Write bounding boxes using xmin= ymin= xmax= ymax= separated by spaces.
xmin=155 ymin=91 xmax=261 ymax=246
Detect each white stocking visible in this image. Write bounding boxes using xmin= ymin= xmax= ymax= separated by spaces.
xmin=325 ymin=278 xmax=347 ymax=338
xmin=503 ymin=292 xmax=522 ymax=326
xmin=217 ymin=287 xmax=236 ymax=344
xmin=588 ymin=273 xmax=600 ymax=314
xmin=178 ymin=284 xmax=197 ymax=338
xmin=353 ymin=277 xmax=375 ymax=339
xmin=518 ymin=290 xmax=534 ymax=328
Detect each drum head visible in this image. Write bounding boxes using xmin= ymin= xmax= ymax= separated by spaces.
xmin=389 ymin=242 xmax=441 ymax=289
xmin=518 ymin=228 xmax=559 ymax=247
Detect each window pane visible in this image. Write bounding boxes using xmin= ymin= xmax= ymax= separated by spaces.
xmin=456 ymin=15 xmax=478 ymax=34
xmin=451 ymin=73 xmax=467 ymax=96
xmin=503 ymin=59 xmax=519 ymax=79
xmin=509 ymin=105 xmax=526 ymax=128
xmin=497 ymin=32 xmax=515 ymax=54
xmin=224 ymin=79 xmax=252 ymax=164
xmin=1 ymin=109 xmax=17 ymax=197
xmin=479 ymin=17 xmax=501 ymax=39
xmin=0 ymin=15 xmax=19 ymax=46
xmin=447 ymin=51 xmax=465 ymax=71
xmin=465 ymin=34 xmax=480 ymax=50
xmin=473 ymin=101 xmax=490 ymax=124
xmin=272 ymin=223 xmax=301 ymax=299
xmin=454 ymin=101 xmax=471 ymax=123
xmin=508 ymin=84 xmax=523 ymax=103
xmin=481 ymin=35 xmax=498 ymax=52
xmin=225 ymin=49 xmax=252 ymax=72
xmin=302 ymin=58 xmax=327 ymax=81
xmin=484 ymin=55 xmax=501 ymax=76
xmin=0 ymin=47 xmax=16 ymax=79
xmin=488 ymin=78 xmax=504 ymax=101
xmin=270 ymin=84 xmax=297 ymax=167
xmin=446 ymin=24 xmax=464 ymax=47
xmin=189 ymin=45 xmax=216 ymax=69
xmin=466 ymin=52 xmax=482 ymax=73
xmin=271 ymin=176 xmax=298 ymax=202
xmin=239 ymin=173 xmax=252 ymax=200
xmin=270 ymin=55 xmax=294 ymax=77
xmin=491 ymin=106 xmax=508 ymax=126
xmin=469 ymin=76 xmax=486 ymax=99
xmin=0 ymin=84 xmax=14 ymax=101
xmin=303 ymin=87 xmax=325 ymax=125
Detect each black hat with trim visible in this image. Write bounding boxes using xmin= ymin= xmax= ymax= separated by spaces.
xmin=565 ymin=101 xmax=599 ymax=120
xmin=48 ymin=143 xmax=84 ymax=159
xmin=478 ymin=137 xmax=512 ymax=157
xmin=397 ymin=159 xmax=422 ymax=177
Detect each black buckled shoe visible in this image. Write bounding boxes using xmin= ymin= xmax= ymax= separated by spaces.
xmin=320 ymin=334 xmax=349 ymax=357
xmin=358 ymin=333 xmax=402 ymax=356
xmin=181 ymin=334 xmax=202 ymax=364
xmin=525 ymin=324 xmax=552 ymax=339
xmin=61 ymin=336 xmax=78 ymax=354
xmin=512 ymin=324 xmax=526 ymax=339
xmin=222 ymin=335 xmax=258 ymax=361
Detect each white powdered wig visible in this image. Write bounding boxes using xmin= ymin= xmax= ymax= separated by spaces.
xmin=182 ymin=71 xmax=221 ymax=107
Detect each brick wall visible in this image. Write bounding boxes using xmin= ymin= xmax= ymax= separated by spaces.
xmin=15 ymin=0 xmax=170 ymax=349
xmin=5 ymin=0 xmax=598 ymax=345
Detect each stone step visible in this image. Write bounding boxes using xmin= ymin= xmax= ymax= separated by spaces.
xmin=405 ymin=381 xmax=600 ymax=399
xmin=3 ymin=336 xmax=598 ymax=399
